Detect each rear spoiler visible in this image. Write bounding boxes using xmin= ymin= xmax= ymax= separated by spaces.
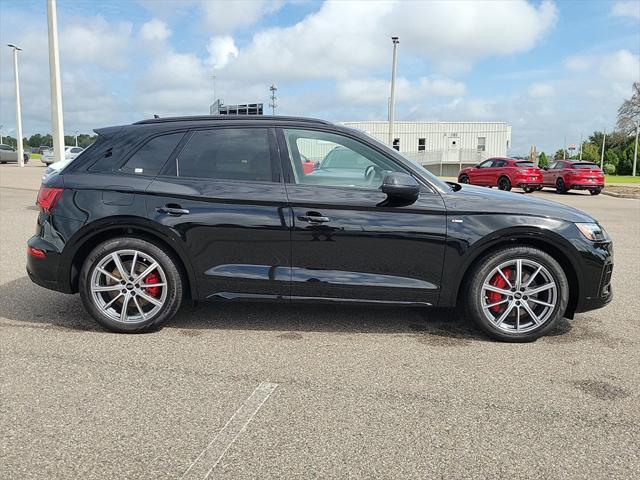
xmin=93 ymin=126 xmax=124 ymax=138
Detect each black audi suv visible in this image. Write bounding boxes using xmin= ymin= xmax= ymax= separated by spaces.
xmin=27 ymin=116 xmax=613 ymax=341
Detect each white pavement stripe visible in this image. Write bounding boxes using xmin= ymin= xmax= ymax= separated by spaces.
xmin=179 ymin=382 xmax=279 ymax=480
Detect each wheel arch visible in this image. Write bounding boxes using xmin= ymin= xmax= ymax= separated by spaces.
xmin=63 ymin=217 xmax=198 ymax=300
xmin=452 ymin=230 xmax=580 ymax=319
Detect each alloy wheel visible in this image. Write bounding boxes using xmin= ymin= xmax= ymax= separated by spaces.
xmin=480 ymin=258 xmax=557 ymax=333
xmin=89 ymin=249 xmax=168 ymax=324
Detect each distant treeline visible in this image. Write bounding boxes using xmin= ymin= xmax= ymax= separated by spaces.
xmin=2 ymin=133 xmax=97 ymax=150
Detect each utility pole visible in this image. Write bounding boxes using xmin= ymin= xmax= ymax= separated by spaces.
xmin=269 ymin=84 xmax=278 ymax=116
xmin=47 ymin=0 xmax=65 ymax=163
xmin=600 ymin=131 xmax=606 ymax=169
xmin=7 ymin=44 xmax=24 ymax=167
xmin=579 ymin=133 xmax=583 ymax=160
xmin=388 ymin=36 xmax=399 ymax=146
xmin=563 ymin=136 xmax=566 ymax=160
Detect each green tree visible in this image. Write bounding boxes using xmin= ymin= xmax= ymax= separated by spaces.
xmin=580 ymin=142 xmax=599 ymax=163
xmin=554 ymin=148 xmax=567 ymax=160
xmin=538 ymin=151 xmax=549 ymax=168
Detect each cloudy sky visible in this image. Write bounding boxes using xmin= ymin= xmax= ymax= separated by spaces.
xmin=0 ymin=0 xmax=638 ymax=154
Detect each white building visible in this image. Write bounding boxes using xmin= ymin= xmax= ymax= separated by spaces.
xmin=342 ymin=121 xmax=512 ymax=177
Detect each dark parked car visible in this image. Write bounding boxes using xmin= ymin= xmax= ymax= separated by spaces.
xmin=458 ymin=157 xmax=543 ymax=192
xmin=27 ymin=116 xmax=613 ymax=342
xmin=541 ymin=160 xmax=605 ymax=195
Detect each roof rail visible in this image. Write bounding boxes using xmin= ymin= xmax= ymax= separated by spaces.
xmin=133 ymin=115 xmax=333 ymax=126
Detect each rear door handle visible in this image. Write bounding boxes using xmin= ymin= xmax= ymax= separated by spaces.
xmin=156 ymin=204 xmax=190 ymax=216
xmin=297 ymin=211 xmax=330 ymax=223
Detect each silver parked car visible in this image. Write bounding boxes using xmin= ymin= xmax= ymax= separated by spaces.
xmin=0 ymin=144 xmax=30 ymax=164
xmin=41 ymin=146 xmax=84 ymax=166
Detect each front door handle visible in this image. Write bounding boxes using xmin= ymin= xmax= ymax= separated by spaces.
xmin=156 ymin=204 xmax=190 ymax=216
xmin=297 ymin=211 xmax=330 ymax=223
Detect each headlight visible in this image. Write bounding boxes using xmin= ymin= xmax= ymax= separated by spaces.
xmin=576 ymin=223 xmax=607 ymax=241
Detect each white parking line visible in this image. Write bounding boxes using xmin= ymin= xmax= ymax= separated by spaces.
xmin=179 ymin=382 xmax=279 ymax=480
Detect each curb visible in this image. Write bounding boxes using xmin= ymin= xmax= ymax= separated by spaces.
xmin=601 ymin=190 xmax=640 ymax=200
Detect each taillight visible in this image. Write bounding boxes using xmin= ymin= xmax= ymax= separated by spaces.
xmin=36 ymin=186 xmax=64 ymax=213
xmin=28 ymin=246 xmax=46 ymax=258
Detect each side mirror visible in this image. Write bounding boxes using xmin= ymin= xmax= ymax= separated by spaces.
xmin=381 ymin=172 xmax=420 ymax=202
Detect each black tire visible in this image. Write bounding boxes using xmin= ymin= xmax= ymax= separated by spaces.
xmin=523 ymin=187 xmax=535 ymax=193
xmin=590 ymin=189 xmax=601 ymax=196
xmin=464 ymin=246 xmax=569 ymax=342
xmin=556 ymin=178 xmax=567 ymax=194
xmin=498 ymin=176 xmax=511 ymax=191
xmin=79 ymin=237 xmax=183 ymax=333
xmin=459 ymin=175 xmax=470 ymax=184
xmin=0 ymin=162 xmax=6 ymax=164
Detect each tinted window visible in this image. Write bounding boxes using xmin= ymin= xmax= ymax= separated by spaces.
xmin=492 ymin=160 xmax=507 ymax=167
xmin=571 ymin=162 xmax=599 ymax=169
xmin=0 ymin=145 xmax=13 ymax=151
xmin=477 ymin=160 xmax=494 ymax=168
xmin=71 ymin=147 xmax=83 ymax=153
xmin=121 ymin=132 xmax=184 ymax=176
xmin=173 ymin=128 xmax=272 ymax=182
xmin=283 ymin=128 xmax=406 ymax=189
xmin=515 ymin=161 xmax=535 ymax=167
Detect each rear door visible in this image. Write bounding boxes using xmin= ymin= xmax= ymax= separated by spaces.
xmin=145 ymin=127 xmax=291 ymax=300
xmin=278 ymin=127 xmax=446 ymax=305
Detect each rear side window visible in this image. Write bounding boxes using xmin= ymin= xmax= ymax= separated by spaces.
xmin=174 ymin=128 xmax=272 ymax=182
xmin=121 ymin=132 xmax=184 ymax=176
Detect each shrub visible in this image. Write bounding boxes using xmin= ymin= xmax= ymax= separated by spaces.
xmin=603 ymin=163 xmax=616 ymax=175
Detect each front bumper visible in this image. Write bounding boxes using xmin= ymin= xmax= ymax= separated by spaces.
xmin=574 ymin=240 xmax=613 ymax=313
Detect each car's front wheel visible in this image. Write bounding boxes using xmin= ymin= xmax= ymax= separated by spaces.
xmin=465 ymin=246 xmax=569 ymax=342
xmin=80 ymin=237 xmax=183 ymax=333
xmin=459 ymin=175 xmax=470 ymax=184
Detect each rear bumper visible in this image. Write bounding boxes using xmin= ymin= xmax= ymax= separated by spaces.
xmin=26 ymin=236 xmax=72 ymax=294
xmin=569 ymin=183 xmax=604 ymax=190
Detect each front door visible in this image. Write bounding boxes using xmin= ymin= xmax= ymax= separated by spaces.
xmin=145 ymin=127 xmax=291 ymax=300
xmin=278 ymin=128 xmax=446 ymax=305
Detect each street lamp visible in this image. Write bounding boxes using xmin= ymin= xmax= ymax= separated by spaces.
xmin=74 ymin=130 xmax=78 ymax=147
xmin=388 ymin=36 xmax=399 ymax=147
xmin=7 ymin=43 xmax=24 ymax=167
xmin=0 ymin=124 xmax=4 ymax=144
xmin=47 ymin=0 xmax=65 ymax=163
xmin=269 ymin=84 xmax=278 ymax=116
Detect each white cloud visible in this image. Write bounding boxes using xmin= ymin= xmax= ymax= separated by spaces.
xmin=337 ymin=77 xmax=465 ymax=105
xmin=199 ymin=0 xmax=284 ymax=34
xmin=611 ymin=1 xmax=640 ymax=20
xmin=565 ymin=56 xmax=591 ymax=71
xmin=207 ymin=36 xmax=239 ymax=70
xmin=140 ymin=18 xmax=171 ymax=42
xmin=61 ymin=16 xmax=133 ymax=70
xmin=528 ymin=83 xmax=555 ymax=98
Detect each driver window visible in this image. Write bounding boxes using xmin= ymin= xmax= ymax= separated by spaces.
xmin=478 ymin=160 xmax=493 ymax=168
xmin=282 ymin=128 xmax=405 ymax=189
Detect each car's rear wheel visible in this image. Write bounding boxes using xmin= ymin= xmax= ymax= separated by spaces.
xmin=498 ymin=177 xmax=511 ymax=191
xmin=523 ymin=186 xmax=535 ymax=193
xmin=80 ymin=237 xmax=183 ymax=333
xmin=465 ymin=246 xmax=569 ymax=342
xmin=590 ymin=189 xmax=601 ymax=196
xmin=556 ymin=178 xmax=567 ymax=194
xmin=459 ymin=175 xmax=470 ymax=184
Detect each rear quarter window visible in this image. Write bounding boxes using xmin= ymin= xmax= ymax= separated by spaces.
xmin=120 ymin=132 xmax=185 ymax=176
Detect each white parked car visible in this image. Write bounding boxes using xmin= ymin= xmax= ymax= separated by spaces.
xmin=41 ymin=146 xmax=84 ymax=165
xmin=42 ymin=156 xmax=75 ymax=178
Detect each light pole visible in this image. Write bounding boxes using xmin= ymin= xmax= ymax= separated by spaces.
xmin=600 ymin=131 xmax=606 ymax=169
xmin=388 ymin=36 xmax=399 ymax=146
xmin=47 ymin=0 xmax=65 ymax=163
xmin=0 ymin=124 xmax=4 ymax=144
xmin=74 ymin=130 xmax=78 ymax=147
xmin=7 ymin=44 xmax=24 ymax=167
xmin=633 ymin=121 xmax=639 ymax=177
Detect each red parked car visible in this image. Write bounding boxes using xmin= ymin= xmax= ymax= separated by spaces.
xmin=541 ymin=160 xmax=605 ymax=195
xmin=458 ymin=157 xmax=543 ymax=193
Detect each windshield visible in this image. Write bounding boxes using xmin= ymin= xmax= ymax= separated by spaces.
xmin=571 ymin=162 xmax=599 ymax=169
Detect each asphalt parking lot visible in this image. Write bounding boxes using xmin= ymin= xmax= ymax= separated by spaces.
xmin=1 ymin=163 xmax=639 ymax=479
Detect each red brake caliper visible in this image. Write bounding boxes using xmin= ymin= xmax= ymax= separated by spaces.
xmin=144 ymin=272 xmax=161 ymax=298
xmin=488 ymin=268 xmax=511 ymax=313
